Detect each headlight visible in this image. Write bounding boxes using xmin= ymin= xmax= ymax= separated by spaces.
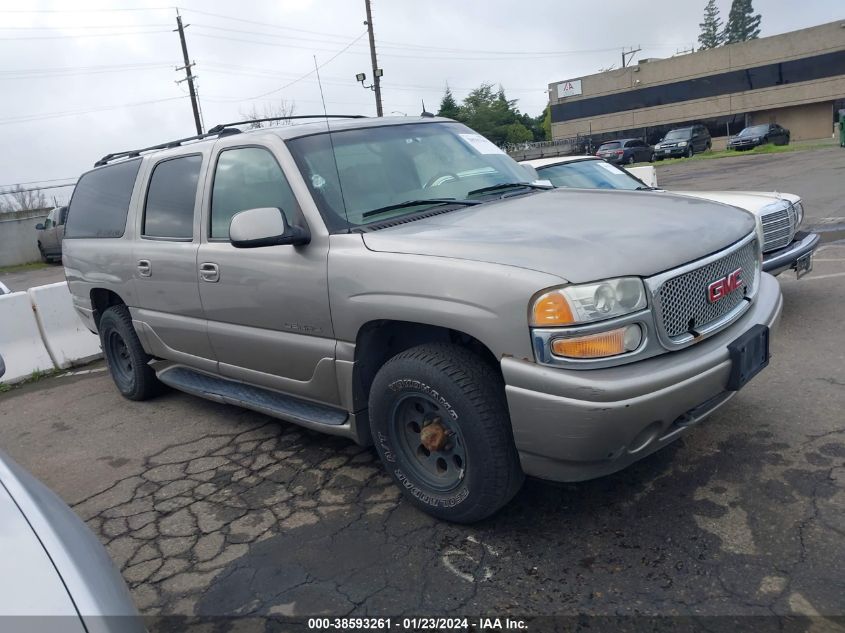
xmin=531 ymin=277 xmax=647 ymax=326
xmin=794 ymin=201 xmax=804 ymax=226
xmin=751 ymin=137 xmax=760 ymax=142
xmin=677 ymin=141 xmax=687 ymax=147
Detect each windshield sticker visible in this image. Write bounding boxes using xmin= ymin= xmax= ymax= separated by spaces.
xmin=595 ymin=161 xmax=623 ymax=174
xmin=311 ymin=173 xmax=327 ymax=188
xmin=458 ymin=133 xmax=506 ymax=155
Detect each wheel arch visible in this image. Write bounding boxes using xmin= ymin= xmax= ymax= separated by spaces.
xmin=351 ymin=320 xmax=502 ymax=413
xmin=90 ymin=288 xmax=127 ymax=330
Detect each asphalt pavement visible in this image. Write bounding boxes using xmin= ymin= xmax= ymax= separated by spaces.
xmin=0 ymin=148 xmax=843 ymax=627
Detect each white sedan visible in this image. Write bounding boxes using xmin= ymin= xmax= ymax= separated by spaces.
xmin=524 ymin=156 xmax=819 ymax=278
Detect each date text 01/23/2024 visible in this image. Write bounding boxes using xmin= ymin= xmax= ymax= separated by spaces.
xmin=307 ymin=617 xmax=528 ymax=630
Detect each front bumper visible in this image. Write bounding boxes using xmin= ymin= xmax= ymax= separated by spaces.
xmin=502 ymin=272 xmax=783 ymax=483
xmin=654 ymin=146 xmax=686 ymax=157
xmin=762 ymin=231 xmax=820 ymax=276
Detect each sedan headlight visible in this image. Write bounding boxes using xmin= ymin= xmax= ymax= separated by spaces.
xmin=794 ymin=200 xmax=804 ymax=226
xmin=677 ymin=141 xmax=688 ymax=147
xmin=531 ymin=277 xmax=647 ymax=326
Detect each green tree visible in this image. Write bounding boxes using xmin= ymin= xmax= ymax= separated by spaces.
xmin=540 ymin=105 xmax=551 ymax=141
xmin=504 ymin=122 xmax=533 ymax=144
xmin=723 ymin=0 xmax=761 ymax=44
xmin=698 ymin=0 xmax=723 ymax=49
xmin=437 ymin=85 xmax=461 ymax=120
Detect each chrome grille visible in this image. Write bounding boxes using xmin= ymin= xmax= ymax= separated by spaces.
xmin=655 ymin=238 xmax=759 ymax=340
xmin=761 ymin=203 xmax=798 ymax=252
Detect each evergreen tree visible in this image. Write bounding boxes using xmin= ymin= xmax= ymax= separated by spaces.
xmin=436 ymin=85 xmax=461 ymax=119
xmin=722 ymin=0 xmax=762 ymax=44
xmin=698 ymin=0 xmax=723 ymax=49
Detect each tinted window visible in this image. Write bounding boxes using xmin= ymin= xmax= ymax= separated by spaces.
xmin=65 ymin=159 xmax=141 ymax=238
xmin=210 ymin=147 xmax=300 ymax=240
xmin=599 ymin=142 xmax=621 ymax=150
xmin=143 ymin=155 xmax=202 ymax=239
xmin=664 ymin=128 xmax=692 ymax=140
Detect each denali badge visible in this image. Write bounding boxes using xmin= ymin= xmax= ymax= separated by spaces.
xmin=707 ymin=268 xmax=743 ymax=303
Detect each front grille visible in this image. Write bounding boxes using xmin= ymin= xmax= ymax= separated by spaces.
xmin=761 ymin=203 xmax=798 ymax=252
xmin=655 ymin=238 xmax=759 ymax=340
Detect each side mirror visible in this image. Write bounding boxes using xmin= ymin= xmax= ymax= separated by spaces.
xmin=229 ymin=207 xmax=310 ymax=248
xmin=35 ymin=223 xmax=45 ymax=230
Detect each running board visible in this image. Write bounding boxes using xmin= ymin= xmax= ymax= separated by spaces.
xmin=155 ymin=365 xmax=348 ymax=428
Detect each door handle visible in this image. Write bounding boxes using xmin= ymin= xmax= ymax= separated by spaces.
xmin=137 ymin=260 xmax=151 ymax=277
xmin=199 ymin=262 xmax=220 ymax=283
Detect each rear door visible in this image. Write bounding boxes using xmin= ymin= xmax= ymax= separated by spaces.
xmin=196 ymin=137 xmax=337 ymax=403
xmin=131 ymin=152 xmax=216 ymax=371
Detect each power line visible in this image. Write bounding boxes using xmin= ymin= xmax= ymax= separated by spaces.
xmin=0 ymin=23 xmax=171 ymax=30
xmin=0 ymin=29 xmax=171 ymax=41
xmin=0 ymin=96 xmax=186 ymax=126
xmin=0 ymin=177 xmax=77 ymax=188
xmin=0 ymin=183 xmax=76 ymax=194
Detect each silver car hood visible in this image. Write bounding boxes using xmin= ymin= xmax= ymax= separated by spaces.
xmin=362 ymin=189 xmax=756 ymax=283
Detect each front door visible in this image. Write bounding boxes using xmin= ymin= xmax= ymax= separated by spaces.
xmin=131 ymin=153 xmax=216 ymax=371
xmin=197 ymin=142 xmax=337 ymax=403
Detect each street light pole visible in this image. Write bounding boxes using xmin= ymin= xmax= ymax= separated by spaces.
xmin=364 ymin=0 xmax=383 ymax=117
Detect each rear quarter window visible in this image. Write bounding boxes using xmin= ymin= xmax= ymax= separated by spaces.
xmin=65 ymin=159 xmax=142 ymax=238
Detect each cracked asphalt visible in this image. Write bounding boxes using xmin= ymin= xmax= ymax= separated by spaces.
xmin=0 ymin=150 xmax=844 ymax=627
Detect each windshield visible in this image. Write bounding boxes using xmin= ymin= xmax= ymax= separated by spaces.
xmin=536 ymin=159 xmax=644 ymax=191
xmin=738 ymin=125 xmax=768 ymax=137
xmin=286 ymin=121 xmax=534 ymax=230
xmin=598 ymin=142 xmax=621 ymax=150
xmin=664 ymin=128 xmax=692 ymax=140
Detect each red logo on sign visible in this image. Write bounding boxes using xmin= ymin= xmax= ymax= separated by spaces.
xmin=707 ymin=268 xmax=743 ymax=303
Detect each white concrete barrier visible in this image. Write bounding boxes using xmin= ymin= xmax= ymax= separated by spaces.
xmin=28 ymin=282 xmax=102 ymax=370
xmin=0 ymin=291 xmax=55 ymax=383
xmin=629 ymin=165 xmax=658 ymax=188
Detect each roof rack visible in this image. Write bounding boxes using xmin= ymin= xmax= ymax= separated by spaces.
xmin=207 ymin=114 xmax=366 ymax=133
xmin=94 ymin=114 xmax=366 ymax=167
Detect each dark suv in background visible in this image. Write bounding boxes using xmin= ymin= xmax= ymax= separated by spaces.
xmin=595 ymin=138 xmax=653 ymax=165
xmin=728 ymin=123 xmax=790 ymax=150
xmin=653 ymin=125 xmax=711 ymax=160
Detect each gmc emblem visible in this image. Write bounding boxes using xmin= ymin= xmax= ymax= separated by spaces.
xmin=707 ymin=268 xmax=743 ymax=303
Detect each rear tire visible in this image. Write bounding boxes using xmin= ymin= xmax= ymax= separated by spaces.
xmin=99 ymin=305 xmax=162 ymax=401
xmin=369 ymin=343 xmax=524 ymax=523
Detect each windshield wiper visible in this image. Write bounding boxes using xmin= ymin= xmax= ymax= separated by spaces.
xmin=361 ymin=198 xmax=481 ymax=219
xmin=635 ymin=186 xmax=655 ymax=191
xmin=467 ymin=182 xmax=552 ymax=197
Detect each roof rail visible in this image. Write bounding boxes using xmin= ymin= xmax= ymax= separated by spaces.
xmin=93 ymin=126 xmax=242 ymax=167
xmin=206 ymin=114 xmax=366 ymax=134
xmin=94 ymin=115 xmax=367 ymax=167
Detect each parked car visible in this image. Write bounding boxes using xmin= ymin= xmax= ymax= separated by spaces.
xmin=35 ymin=205 xmax=68 ymax=263
xmin=0 ymin=352 xmax=142 ymax=631
xmin=522 ymin=155 xmax=819 ymax=278
xmin=653 ymin=125 xmax=711 ymax=159
xmin=63 ymin=116 xmax=782 ymax=523
xmin=728 ymin=123 xmax=791 ymax=150
xmin=595 ymin=138 xmax=653 ymax=165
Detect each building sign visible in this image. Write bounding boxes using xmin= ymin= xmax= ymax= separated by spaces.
xmin=557 ymin=79 xmax=582 ymax=99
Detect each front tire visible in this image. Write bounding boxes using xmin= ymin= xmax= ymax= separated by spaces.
xmin=369 ymin=343 xmax=524 ymax=523
xmin=99 ymin=304 xmax=162 ymax=401
xmin=685 ymin=146 xmax=694 ymax=158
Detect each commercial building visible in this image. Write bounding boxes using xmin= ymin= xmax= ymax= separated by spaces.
xmin=548 ymin=20 xmax=845 ymax=149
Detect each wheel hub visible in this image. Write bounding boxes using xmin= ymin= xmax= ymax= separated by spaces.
xmin=419 ymin=418 xmax=449 ymax=452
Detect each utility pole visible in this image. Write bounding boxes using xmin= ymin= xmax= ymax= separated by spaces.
xmin=175 ymin=12 xmax=203 ymax=135
xmin=621 ymin=45 xmax=642 ymax=68
xmin=363 ymin=0 xmax=383 ymax=117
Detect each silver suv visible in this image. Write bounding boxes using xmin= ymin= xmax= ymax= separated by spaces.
xmin=64 ymin=116 xmax=782 ymax=522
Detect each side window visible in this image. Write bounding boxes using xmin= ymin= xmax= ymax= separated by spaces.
xmin=44 ymin=211 xmax=54 ymax=229
xmin=143 ymin=155 xmax=202 ymax=239
xmin=65 ymin=158 xmax=141 ymax=239
xmin=210 ymin=147 xmax=301 ymax=240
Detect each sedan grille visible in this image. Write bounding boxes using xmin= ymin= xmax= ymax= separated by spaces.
xmin=760 ymin=203 xmax=798 ymax=252
xmin=654 ymin=238 xmax=759 ymax=341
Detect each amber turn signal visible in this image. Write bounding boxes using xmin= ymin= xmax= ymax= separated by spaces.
xmin=531 ymin=291 xmax=574 ymax=326
xmin=551 ymin=325 xmax=642 ymax=359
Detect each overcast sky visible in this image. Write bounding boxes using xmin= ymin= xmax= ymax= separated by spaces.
xmin=0 ymin=0 xmax=841 ymax=201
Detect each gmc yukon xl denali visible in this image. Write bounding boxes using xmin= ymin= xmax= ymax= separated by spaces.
xmin=63 ymin=116 xmax=783 ymax=523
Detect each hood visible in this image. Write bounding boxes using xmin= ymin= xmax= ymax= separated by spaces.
xmin=672 ymin=190 xmax=800 ymax=214
xmin=362 ymin=189 xmax=756 ymax=283
xmin=656 ymin=138 xmax=688 ymax=147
